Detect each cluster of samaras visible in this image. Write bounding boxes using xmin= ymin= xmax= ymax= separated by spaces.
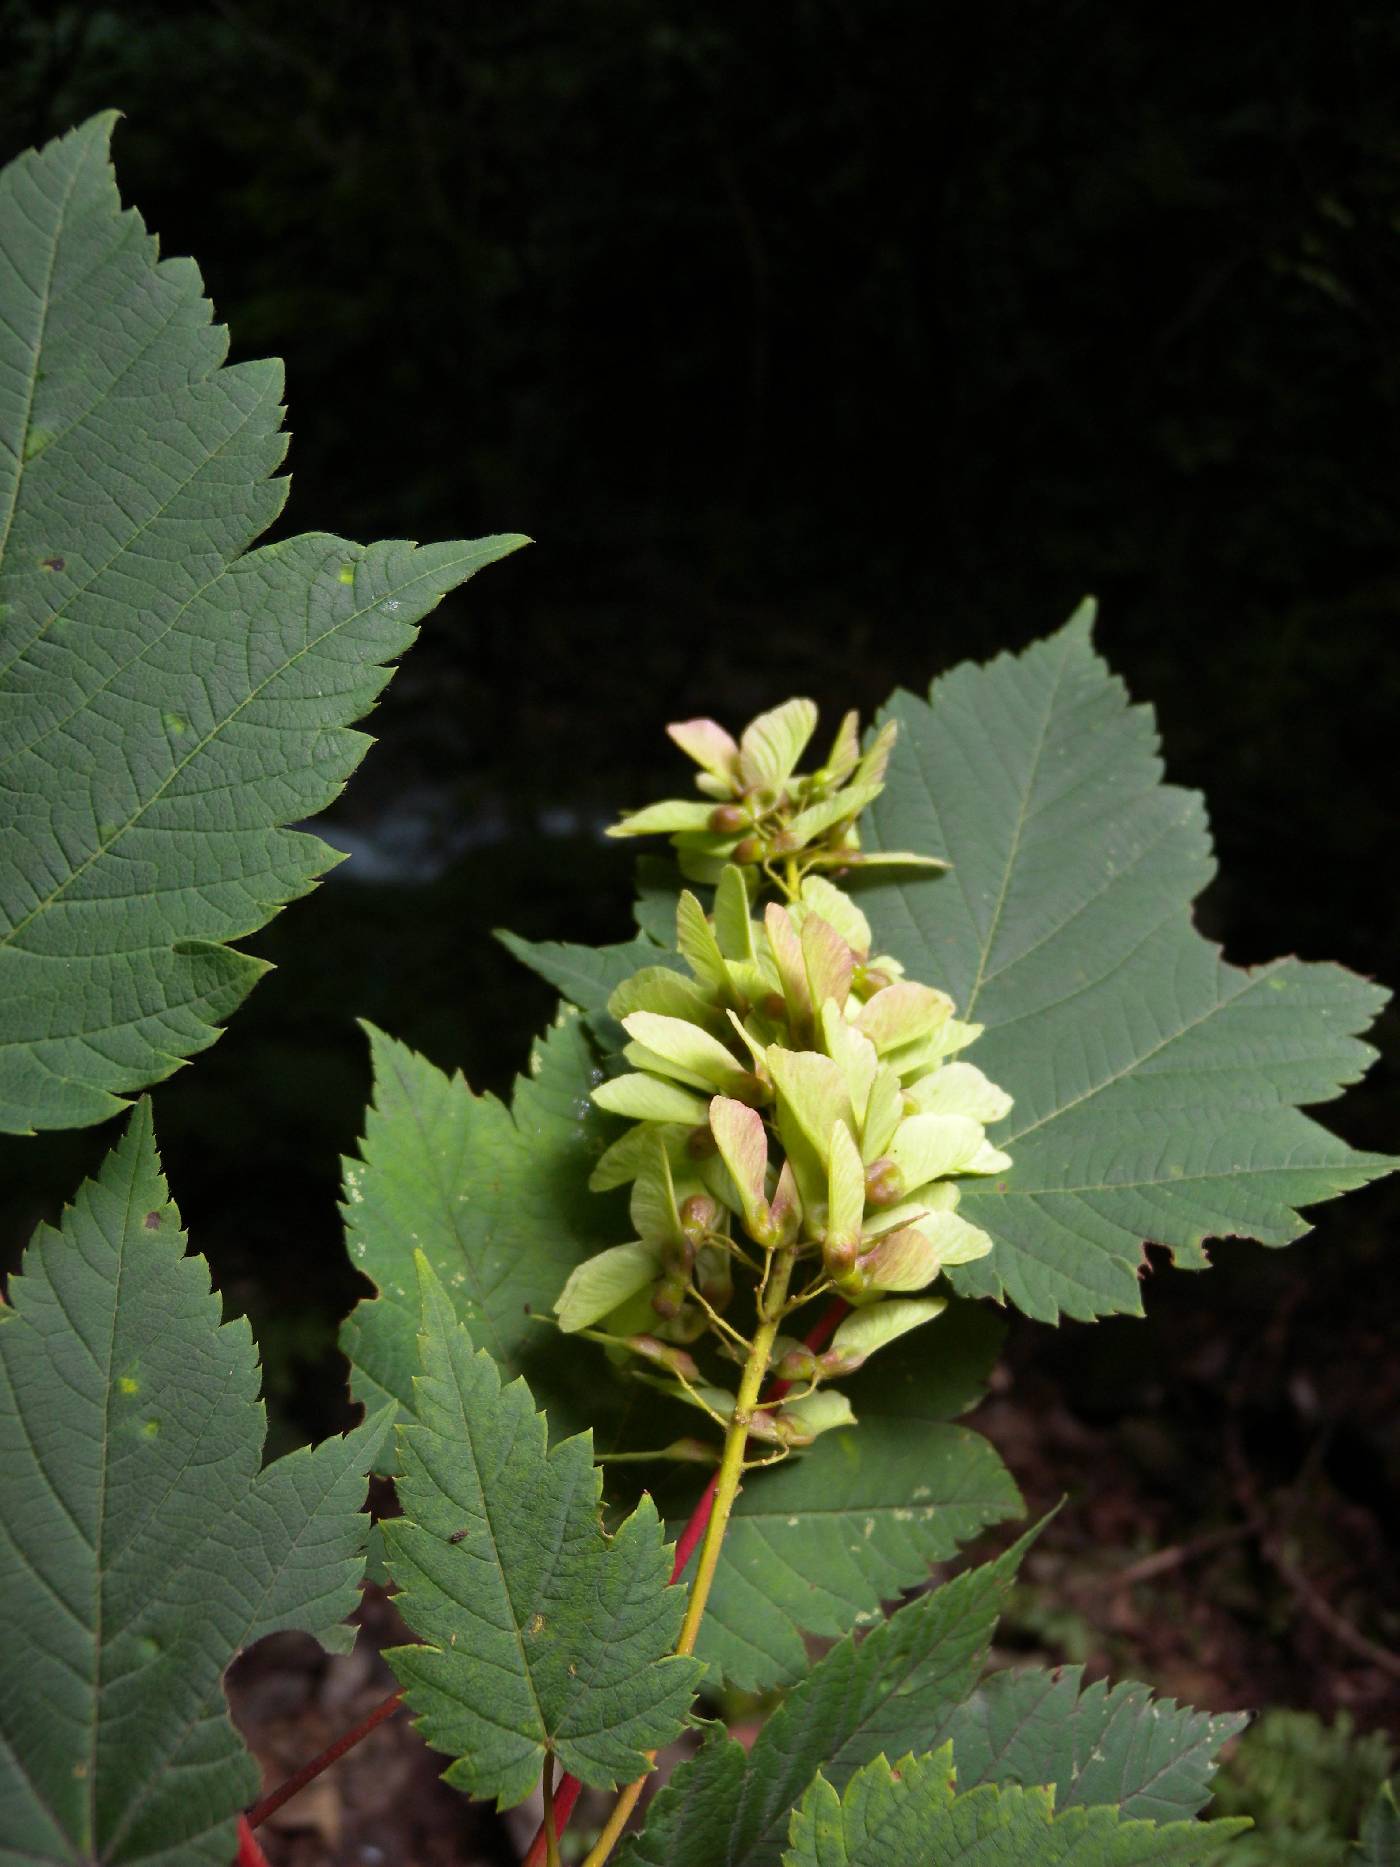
xmin=555 ymin=700 xmax=1013 ymax=1455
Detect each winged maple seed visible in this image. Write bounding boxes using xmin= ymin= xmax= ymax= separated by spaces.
xmin=606 ymin=695 xmax=948 ymax=884
xmin=558 ymin=703 xmax=1012 ymax=1457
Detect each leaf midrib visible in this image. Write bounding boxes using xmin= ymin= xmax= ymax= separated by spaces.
xmin=87 ymin=1126 xmax=137 ymax=1850
xmin=424 ymin=1343 xmax=555 ymax=1773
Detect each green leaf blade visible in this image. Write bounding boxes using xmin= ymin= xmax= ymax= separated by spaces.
xmin=0 ymin=117 xmax=524 ymax=1132
xmin=383 ymin=1258 xmax=702 ymax=1807
xmin=621 ymin=1538 xmax=1030 ymax=1867
xmin=862 ymin=613 xmax=1393 ymax=1322
xmin=938 ymin=1666 xmax=1246 ymax=1823
xmin=782 ymin=1750 xmax=1246 ymax=1867
xmin=340 ymin=1012 xmax=626 ymax=1448
xmin=0 ymin=1102 xmax=382 ymax=1866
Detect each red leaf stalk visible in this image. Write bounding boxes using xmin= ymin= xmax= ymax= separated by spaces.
xmin=236 ymin=1814 xmax=273 ymax=1867
xmin=244 ymin=1687 xmax=405 ymax=1830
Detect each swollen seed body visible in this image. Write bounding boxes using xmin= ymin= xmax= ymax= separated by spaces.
xmin=627 ymin=1334 xmax=701 ymax=1380
xmin=864 ymin=1157 xmax=904 ymax=1206
xmin=680 ymin=1193 xmax=720 ymax=1240
xmin=651 ymin=1272 xmax=688 ymax=1319
xmin=823 ymin=1234 xmax=859 ymax=1277
xmin=819 ymin=1346 xmax=866 ymax=1377
xmin=709 ymin=804 xmax=748 ymax=834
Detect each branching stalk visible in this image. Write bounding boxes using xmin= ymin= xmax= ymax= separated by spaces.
xmin=578 ymin=1247 xmax=799 ymax=1867
xmin=740 ymin=1446 xmax=792 ymax=1471
xmin=675 ymin=1244 xmax=796 ymax=1656
xmin=687 ymin=1282 xmax=752 ymax=1350
xmin=522 ymin=1294 xmax=848 ymax=1867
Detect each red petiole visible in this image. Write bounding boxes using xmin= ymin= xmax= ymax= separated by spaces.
xmin=236 ymin=1814 xmax=273 ymax=1866
xmin=243 ymin=1686 xmax=405 ymax=1832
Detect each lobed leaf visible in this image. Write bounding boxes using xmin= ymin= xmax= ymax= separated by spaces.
xmin=340 ymin=1013 xmax=626 ymax=1452
xmin=0 ymin=117 xmax=523 ymax=1132
xmin=620 ymin=1536 xmax=1029 ymax=1867
xmin=936 ymin=1665 xmax=1246 ymax=1823
xmin=783 ymin=1748 xmax=1246 ymax=1867
xmin=382 ymin=1258 xmax=702 ymax=1807
xmin=861 ymin=609 xmax=1393 ymax=1321
xmin=0 ymin=1103 xmax=384 ymax=1866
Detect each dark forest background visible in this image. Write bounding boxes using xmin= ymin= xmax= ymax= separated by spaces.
xmin=2 ymin=0 xmax=1397 ymax=1750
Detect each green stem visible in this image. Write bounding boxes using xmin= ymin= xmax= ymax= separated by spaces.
xmin=596 ymin=1446 xmax=719 ymax=1465
xmin=580 ymin=1247 xmax=799 ymax=1867
xmin=675 ymin=1246 xmax=795 ymax=1655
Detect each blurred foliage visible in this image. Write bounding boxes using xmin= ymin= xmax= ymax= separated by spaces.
xmin=1209 ymin=1711 xmax=1395 ymax=1863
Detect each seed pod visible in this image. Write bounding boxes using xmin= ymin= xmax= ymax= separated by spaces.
xmin=822 ymin=1233 xmax=859 ymax=1278
xmin=658 ymin=1303 xmax=707 ymax=1345
xmin=864 ymin=1156 xmax=904 ymax=1207
xmin=832 ymin=1256 xmax=874 ymax=1302
xmin=773 ymin=1411 xmax=816 ymax=1448
xmin=679 ymin=1192 xmax=720 ymax=1241
xmin=818 ymin=1345 xmax=866 ymax=1377
xmin=733 ymin=836 xmax=764 ymax=863
xmin=776 ymin=1346 xmax=819 ymax=1383
xmin=686 ymin=1124 xmax=719 ymax=1159
xmin=662 ymin=1234 xmax=696 ymax=1277
xmin=625 ymin=1334 xmax=701 ymax=1381
xmin=708 ymin=803 xmax=748 ymax=834
xmin=734 ymin=1070 xmax=772 ymax=1107
xmin=742 ymin=1409 xmax=786 ymax=1445
xmin=651 ymin=1271 xmax=689 ymax=1319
